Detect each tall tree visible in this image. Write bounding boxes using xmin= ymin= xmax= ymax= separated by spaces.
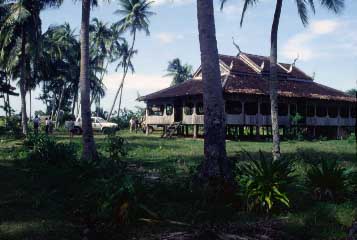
xmin=79 ymin=0 xmax=98 ymax=160
xmin=221 ymin=0 xmax=345 ymax=160
xmin=197 ymin=0 xmax=232 ymax=181
xmin=0 ymin=0 xmax=63 ymax=135
xmin=107 ymin=0 xmax=154 ymax=120
xmin=165 ymin=58 xmax=193 ymax=86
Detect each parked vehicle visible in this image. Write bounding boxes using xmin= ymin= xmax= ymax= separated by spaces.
xmin=73 ymin=117 xmax=118 ymax=134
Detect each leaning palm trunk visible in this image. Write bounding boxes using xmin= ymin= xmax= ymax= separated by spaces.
xmin=117 ymin=85 xmax=124 ymax=118
xmin=55 ymin=85 xmax=65 ymax=128
xmin=197 ymin=0 xmax=232 ymax=181
xmin=80 ymin=0 xmax=97 ymax=160
xmin=20 ymin=27 xmax=28 ymax=135
xmin=107 ymin=32 xmax=136 ymax=120
xmin=270 ymin=0 xmax=283 ymax=160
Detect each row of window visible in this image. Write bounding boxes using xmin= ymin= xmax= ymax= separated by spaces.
xmin=148 ymin=102 xmax=356 ymax=118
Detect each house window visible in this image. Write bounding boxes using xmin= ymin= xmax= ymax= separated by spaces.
xmin=260 ymin=102 xmax=270 ymax=115
xmin=226 ymin=101 xmax=242 ymax=114
xmin=245 ymin=102 xmax=258 ymax=115
xmin=184 ymin=102 xmax=194 ymax=115
xmin=351 ymin=105 xmax=356 ymax=118
xmin=278 ymin=103 xmax=288 ymax=116
xmin=290 ymin=104 xmax=297 ymax=116
xmin=307 ymin=104 xmax=315 ymax=117
xmin=328 ymin=106 xmax=338 ymax=118
xmin=340 ymin=106 xmax=349 ymax=118
xmin=316 ymin=105 xmax=327 ymax=117
xmin=166 ymin=104 xmax=173 ymax=116
xmin=196 ymin=102 xmax=204 ymax=115
xmin=148 ymin=105 xmax=164 ymax=116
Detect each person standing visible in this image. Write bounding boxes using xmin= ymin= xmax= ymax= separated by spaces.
xmin=33 ymin=115 xmax=40 ymax=134
xmin=129 ymin=117 xmax=135 ymax=133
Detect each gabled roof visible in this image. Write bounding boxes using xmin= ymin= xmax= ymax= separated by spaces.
xmin=138 ymin=53 xmax=355 ymax=103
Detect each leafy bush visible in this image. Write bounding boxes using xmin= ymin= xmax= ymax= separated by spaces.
xmin=0 ymin=116 xmax=22 ymax=138
xmin=104 ymin=133 xmax=127 ymax=162
xmin=306 ymin=160 xmax=349 ymax=201
xmin=237 ymin=151 xmax=296 ymax=213
xmin=24 ymin=133 xmax=78 ymax=164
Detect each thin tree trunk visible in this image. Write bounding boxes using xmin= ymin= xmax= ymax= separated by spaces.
xmin=107 ymin=32 xmax=136 ymax=120
xmin=117 ymin=85 xmax=124 ymax=118
xmin=270 ymin=0 xmax=283 ymax=160
xmin=80 ymin=0 xmax=97 ymax=160
xmin=55 ymin=85 xmax=65 ymax=128
xmin=20 ymin=26 xmax=28 ymax=135
xmin=50 ymin=94 xmax=57 ymax=120
xmin=71 ymin=89 xmax=77 ymax=116
xmin=197 ymin=0 xmax=232 ymax=181
xmin=29 ymin=89 xmax=32 ymax=119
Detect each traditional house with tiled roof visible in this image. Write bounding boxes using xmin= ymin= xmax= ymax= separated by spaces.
xmin=138 ymin=52 xmax=356 ymax=139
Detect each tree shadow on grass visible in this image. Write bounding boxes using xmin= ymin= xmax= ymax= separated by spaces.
xmin=0 ymin=159 xmax=81 ymax=240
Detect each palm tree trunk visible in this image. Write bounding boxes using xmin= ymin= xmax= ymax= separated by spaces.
xmin=197 ymin=0 xmax=232 ymax=181
xmin=107 ymin=32 xmax=136 ymax=120
xmin=29 ymin=89 xmax=32 ymax=120
xmin=71 ymin=89 xmax=77 ymax=116
xmin=80 ymin=0 xmax=97 ymax=160
xmin=20 ymin=26 xmax=28 ymax=135
xmin=55 ymin=85 xmax=65 ymax=128
xmin=117 ymin=85 xmax=124 ymax=118
xmin=270 ymin=0 xmax=283 ymax=160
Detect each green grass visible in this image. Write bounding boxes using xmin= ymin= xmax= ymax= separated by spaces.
xmin=0 ymin=130 xmax=356 ymax=239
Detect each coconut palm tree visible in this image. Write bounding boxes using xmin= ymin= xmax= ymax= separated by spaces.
xmin=0 ymin=0 xmax=63 ymax=135
xmin=107 ymin=39 xmax=137 ymax=120
xmin=108 ymin=0 xmax=154 ymax=120
xmin=165 ymin=58 xmax=193 ymax=86
xmin=79 ymin=0 xmax=98 ymax=160
xmin=196 ymin=0 xmax=233 ymax=181
xmin=221 ymin=0 xmax=344 ymax=160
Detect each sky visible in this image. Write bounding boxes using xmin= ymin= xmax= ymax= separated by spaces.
xmin=3 ymin=0 xmax=357 ymax=116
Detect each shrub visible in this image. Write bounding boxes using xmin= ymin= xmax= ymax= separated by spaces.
xmin=24 ymin=133 xmax=78 ymax=164
xmin=104 ymin=133 xmax=127 ymax=162
xmin=237 ymin=151 xmax=296 ymax=213
xmin=306 ymin=160 xmax=349 ymax=201
xmin=0 ymin=116 xmax=22 ymax=138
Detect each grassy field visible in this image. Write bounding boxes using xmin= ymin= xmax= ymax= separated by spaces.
xmin=0 ymin=131 xmax=356 ymax=239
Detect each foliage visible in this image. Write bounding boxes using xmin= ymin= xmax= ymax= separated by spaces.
xmin=346 ymin=88 xmax=357 ymax=97
xmin=104 ymin=133 xmax=127 ymax=162
xmin=237 ymin=151 xmax=296 ymax=213
xmin=112 ymin=107 xmax=144 ymax=130
xmin=306 ymin=160 xmax=349 ymax=201
xmin=165 ymin=58 xmax=193 ymax=86
xmin=0 ymin=116 xmax=22 ymax=138
xmin=24 ymin=133 xmax=78 ymax=164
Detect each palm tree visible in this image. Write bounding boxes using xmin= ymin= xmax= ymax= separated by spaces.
xmin=108 ymin=0 xmax=154 ymax=120
xmin=107 ymin=39 xmax=137 ymax=120
xmin=165 ymin=58 xmax=193 ymax=86
xmin=0 ymin=0 xmax=63 ymax=135
xmin=196 ymin=0 xmax=232 ymax=181
xmin=79 ymin=0 xmax=98 ymax=160
xmin=221 ymin=0 xmax=344 ymax=160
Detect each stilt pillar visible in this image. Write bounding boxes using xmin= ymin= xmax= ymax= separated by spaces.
xmin=193 ymin=125 xmax=198 ymax=138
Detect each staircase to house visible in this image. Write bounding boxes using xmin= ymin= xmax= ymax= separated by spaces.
xmin=161 ymin=122 xmax=182 ymax=138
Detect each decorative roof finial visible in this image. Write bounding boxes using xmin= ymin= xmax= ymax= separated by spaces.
xmin=289 ymin=54 xmax=300 ymax=72
xmin=232 ymin=37 xmax=241 ymax=56
xmin=312 ymin=72 xmax=316 ymax=80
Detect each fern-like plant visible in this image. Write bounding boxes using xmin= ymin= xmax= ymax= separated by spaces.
xmin=238 ymin=151 xmax=296 ymax=213
xmin=307 ymin=160 xmax=348 ymax=201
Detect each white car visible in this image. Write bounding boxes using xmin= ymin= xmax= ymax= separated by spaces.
xmin=74 ymin=117 xmax=118 ymax=134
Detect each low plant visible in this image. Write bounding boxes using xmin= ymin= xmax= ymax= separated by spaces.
xmin=24 ymin=133 xmax=78 ymax=164
xmin=306 ymin=160 xmax=349 ymax=201
xmin=237 ymin=151 xmax=296 ymax=213
xmin=104 ymin=133 xmax=127 ymax=162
